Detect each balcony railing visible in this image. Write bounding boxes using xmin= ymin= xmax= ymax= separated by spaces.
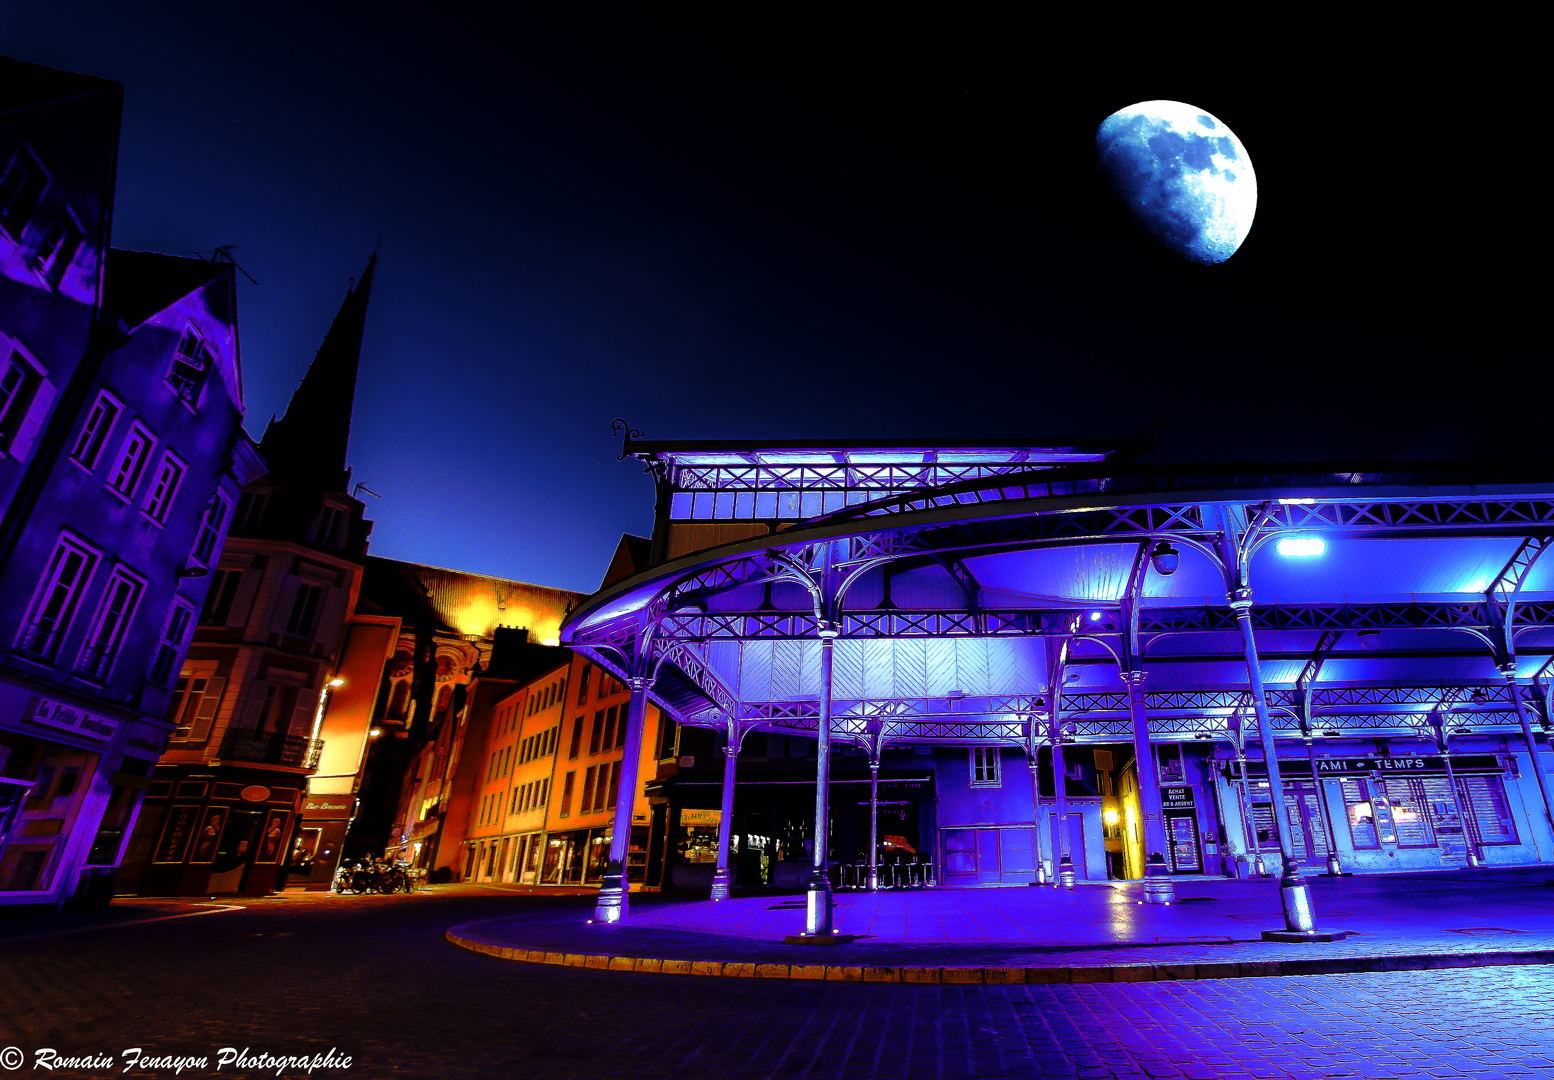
xmin=305 ymin=738 xmax=324 ymax=770
xmin=219 ymin=729 xmax=311 ymax=768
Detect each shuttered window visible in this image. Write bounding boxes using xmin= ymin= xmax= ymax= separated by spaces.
xmin=1462 ymin=775 xmax=1517 ymax=844
xmin=1341 ymin=778 xmax=1380 ymax=849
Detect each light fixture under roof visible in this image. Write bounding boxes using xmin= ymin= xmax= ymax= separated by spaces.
xmin=1357 ymin=628 xmax=1381 ymax=651
xmin=1088 ymin=610 xmax=1104 ymax=622
xmin=1276 ymin=536 xmax=1326 ymax=558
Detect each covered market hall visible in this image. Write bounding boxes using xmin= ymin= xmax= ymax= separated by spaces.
xmin=560 ymin=436 xmax=1554 ymax=940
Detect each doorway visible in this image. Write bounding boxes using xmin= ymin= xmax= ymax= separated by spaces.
xmin=208 ymin=811 xmax=263 ymax=893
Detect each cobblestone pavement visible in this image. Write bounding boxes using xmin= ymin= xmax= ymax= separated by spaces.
xmin=3 ymin=887 xmax=1554 ymax=1079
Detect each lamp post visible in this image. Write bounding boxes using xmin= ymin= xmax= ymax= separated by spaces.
xmin=709 ymin=728 xmax=740 ymax=901
xmin=802 ymin=624 xmax=839 ymax=937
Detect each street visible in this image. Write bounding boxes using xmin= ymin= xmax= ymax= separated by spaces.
xmin=3 ymin=887 xmax=1554 ymax=1079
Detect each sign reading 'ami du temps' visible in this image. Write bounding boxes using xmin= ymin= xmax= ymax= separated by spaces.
xmin=1228 ymin=755 xmax=1502 ymax=778
xmin=29 ymin=697 xmax=119 ymax=740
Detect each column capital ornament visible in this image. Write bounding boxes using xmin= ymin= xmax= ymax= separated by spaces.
xmin=722 ymin=742 xmax=740 ymax=758
xmin=629 ymin=675 xmax=650 ymax=692
xmin=817 ymin=623 xmax=839 ymax=641
xmin=1120 ymin=669 xmax=1148 ymax=686
xmin=1499 ymin=662 xmax=1521 ymax=681
xmin=1228 ymin=586 xmax=1254 ymax=611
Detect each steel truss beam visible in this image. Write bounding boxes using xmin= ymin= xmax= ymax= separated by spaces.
xmin=653 ymin=600 xmax=1554 ymax=644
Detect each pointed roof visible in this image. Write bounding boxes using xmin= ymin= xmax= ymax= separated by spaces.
xmin=260 ymin=254 xmax=376 ymax=491
xmin=104 ymin=249 xmax=232 ymax=330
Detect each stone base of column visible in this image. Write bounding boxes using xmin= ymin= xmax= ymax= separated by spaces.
xmin=1056 ymin=855 xmax=1076 ymax=890
xmin=592 ymin=867 xmax=629 ymax=924
xmin=867 ymin=868 xmax=878 ymax=891
xmin=1324 ymin=852 xmax=1343 ymax=876
xmin=783 ymin=933 xmax=859 ymax=945
xmin=709 ymin=866 xmax=731 ymax=902
xmin=1260 ymin=927 xmax=1355 ymax=942
xmin=1466 ymin=848 xmax=1482 ymax=868
xmin=1278 ymin=873 xmax=1316 ymax=933
xmin=1142 ymin=854 xmax=1174 ymax=904
xmin=804 ymin=872 xmax=834 ymax=937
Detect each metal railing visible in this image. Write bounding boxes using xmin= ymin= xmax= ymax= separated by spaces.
xmin=219 ymin=729 xmax=310 ymax=767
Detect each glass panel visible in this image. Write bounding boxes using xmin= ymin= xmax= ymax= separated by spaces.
xmin=1378 ymin=779 xmax=1435 ymax=847
xmin=1341 ymin=778 xmax=1379 ymax=848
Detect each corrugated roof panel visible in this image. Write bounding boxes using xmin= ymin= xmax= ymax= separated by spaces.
xmin=965 ymin=544 xmax=1138 ymax=602
xmin=1250 ymin=537 xmax=1525 ymax=603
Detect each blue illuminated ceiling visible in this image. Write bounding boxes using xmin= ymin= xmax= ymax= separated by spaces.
xmin=565 ymin=454 xmax=1554 ymax=748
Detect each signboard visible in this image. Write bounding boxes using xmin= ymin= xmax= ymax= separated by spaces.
xmin=300 ymin=793 xmax=354 ymax=819
xmin=153 ymin=805 xmax=201 ymax=864
xmin=256 ymin=810 xmax=290 ymax=864
xmin=679 ymin=808 xmax=722 ymax=826
xmin=1227 ymin=755 xmax=1501 ymax=779
xmin=1161 ymin=785 xmax=1195 ymax=810
xmin=28 ymin=697 xmax=118 ymax=741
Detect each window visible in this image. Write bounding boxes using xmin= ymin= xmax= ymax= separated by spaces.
xmin=589 ymin=710 xmax=604 ymax=755
xmin=192 ymin=493 xmax=230 ymax=565
xmin=1377 ymin=779 xmax=1436 ymax=848
xmin=602 ymin=706 xmax=617 ymax=750
xmin=313 ymin=505 xmax=346 ymax=548
xmin=0 ymin=148 xmax=47 ymax=239
xmin=1462 ymin=775 xmax=1518 ymax=844
xmin=74 ymin=567 xmax=146 ymax=680
xmin=604 ymin=760 xmax=621 ymax=810
xmin=16 ymin=534 xmax=100 ymax=659
xmin=33 ymin=212 xmax=83 ymax=286
xmin=568 ymin=716 xmax=584 ymax=759
xmin=284 ymin=583 xmax=324 ymax=637
xmin=971 ymin=746 xmax=1001 ymax=787
xmin=201 ymin=568 xmax=243 ymax=625
xmin=559 ymin=771 xmax=575 ymax=817
xmin=0 ymin=349 xmax=44 ymax=455
xmin=234 ymin=490 xmax=269 ymax=531
xmin=1341 ymin=778 xmax=1381 ymax=849
xmin=166 ymin=327 xmax=214 ymax=406
xmin=168 ymin=664 xmax=225 ymax=741
xmin=253 ymin=683 xmax=300 ymax=735
xmin=576 ymin=663 xmax=592 ymax=705
xmin=107 ymin=422 xmax=156 ymax=498
xmin=71 ymin=391 xmax=121 ymax=470
xmin=150 ymin=601 xmax=197 ymax=686
xmin=142 ymin=452 xmax=187 ymax=524
xmin=581 ymin=766 xmax=597 ymax=813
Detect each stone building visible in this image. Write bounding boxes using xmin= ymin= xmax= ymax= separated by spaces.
xmin=0 ymin=59 xmax=258 ymax=911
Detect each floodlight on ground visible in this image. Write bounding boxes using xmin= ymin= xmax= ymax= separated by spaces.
xmin=1276 ymin=536 xmax=1326 ymax=558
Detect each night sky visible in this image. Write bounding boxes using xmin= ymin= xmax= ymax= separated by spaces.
xmin=7 ymin=8 xmax=1534 ymax=593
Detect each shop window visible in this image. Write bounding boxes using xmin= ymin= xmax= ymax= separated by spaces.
xmin=16 ymin=532 xmax=100 ymax=660
xmin=1340 ymin=778 xmax=1378 ymax=848
xmin=1462 ymin=775 xmax=1518 ymax=844
xmin=71 ymin=390 xmax=121 ymax=470
xmin=0 ymin=745 xmax=98 ymax=893
xmin=74 ymin=566 xmax=146 ymax=680
xmin=142 ymin=452 xmax=187 ymax=524
xmin=191 ymin=493 xmax=230 ymax=565
xmin=971 ymin=746 xmax=1001 ymax=787
xmin=1379 ymin=778 xmax=1437 ymax=848
xmin=166 ymin=327 xmax=214 ymax=406
xmin=0 ymin=148 xmax=47 ymax=239
xmin=168 ymin=663 xmax=225 ymax=742
xmin=106 ymin=421 xmax=156 ymax=500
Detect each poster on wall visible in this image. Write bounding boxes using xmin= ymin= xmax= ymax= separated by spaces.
xmin=256 ymin=810 xmax=290 ymax=863
xmin=189 ymin=806 xmax=228 ymax=864
xmin=153 ymin=806 xmax=201 ymax=864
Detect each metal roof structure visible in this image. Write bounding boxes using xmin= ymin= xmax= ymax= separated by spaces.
xmin=561 ymin=450 xmax=1554 ymax=754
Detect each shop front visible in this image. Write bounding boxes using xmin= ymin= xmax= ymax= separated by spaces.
xmin=0 ymin=693 xmax=159 ymax=912
xmin=1223 ymin=751 xmax=1535 ymax=874
xmin=288 ymin=792 xmax=354 ymax=890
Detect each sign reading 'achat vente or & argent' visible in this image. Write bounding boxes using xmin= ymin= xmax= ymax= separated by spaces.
xmin=28 ymin=696 xmax=119 ymax=741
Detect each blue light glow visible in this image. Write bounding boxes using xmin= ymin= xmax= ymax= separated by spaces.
xmin=1276 ymin=536 xmax=1327 ymax=558
xmin=1088 ymin=611 xmax=1104 ymax=622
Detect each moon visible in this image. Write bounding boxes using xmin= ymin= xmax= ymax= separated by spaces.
xmin=1095 ymin=101 xmax=1256 ymax=264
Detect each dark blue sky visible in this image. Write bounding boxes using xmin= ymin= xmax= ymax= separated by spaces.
xmin=8 ymin=7 xmax=1534 ymax=592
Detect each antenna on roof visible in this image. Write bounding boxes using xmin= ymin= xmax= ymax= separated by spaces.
xmin=205 ymin=245 xmax=259 ymax=285
xmin=353 ymin=482 xmax=381 ymax=499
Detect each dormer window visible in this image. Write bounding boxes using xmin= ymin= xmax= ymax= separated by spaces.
xmin=0 ymin=148 xmax=47 ymax=241
xmin=166 ymin=327 xmax=214 ymax=406
xmin=313 ymin=503 xmax=346 ymax=549
xmin=32 ymin=210 xmax=83 ymax=286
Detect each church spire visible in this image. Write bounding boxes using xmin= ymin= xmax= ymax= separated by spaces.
xmin=260 ymin=253 xmax=376 ymax=492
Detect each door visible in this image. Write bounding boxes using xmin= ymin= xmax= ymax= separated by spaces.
xmin=975 ymin=829 xmax=1001 ymax=884
xmin=1165 ymin=811 xmax=1201 ymax=872
xmin=208 ymin=811 xmax=262 ymax=893
xmin=942 ymin=828 xmax=978 ymax=881
xmin=1049 ymin=813 xmax=1089 ymax=880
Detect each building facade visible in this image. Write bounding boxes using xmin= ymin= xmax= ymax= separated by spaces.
xmin=0 ymin=60 xmax=258 ymax=912
xmin=117 ymin=258 xmax=379 ymax=897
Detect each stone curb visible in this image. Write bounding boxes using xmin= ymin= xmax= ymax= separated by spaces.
xmin=443 ymin=924 xmax=1554 ymax=984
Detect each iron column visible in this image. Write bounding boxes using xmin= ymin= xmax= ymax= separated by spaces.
xmin=1122 ymin=669 xmax=1173 ymax=903
xmin=804 ymin=625 xmax=838 ymax=936
xmin=710 ymin=736 xmax=739 ymax=901
xmin=1052 ymin=731 xmax=1074 ymax=888
xmin=1304 ymin=738 xmax=1343 ymax=875
xmin=867 ymin=756 xmax=880 ymax=890
xmin=594 ymin=675 xmax=649 ymax=923
xmin=1503 ymin=663 xmax=1554 ymax=838
xmin=1230 ymin=588 xmax=1316 ymax=933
